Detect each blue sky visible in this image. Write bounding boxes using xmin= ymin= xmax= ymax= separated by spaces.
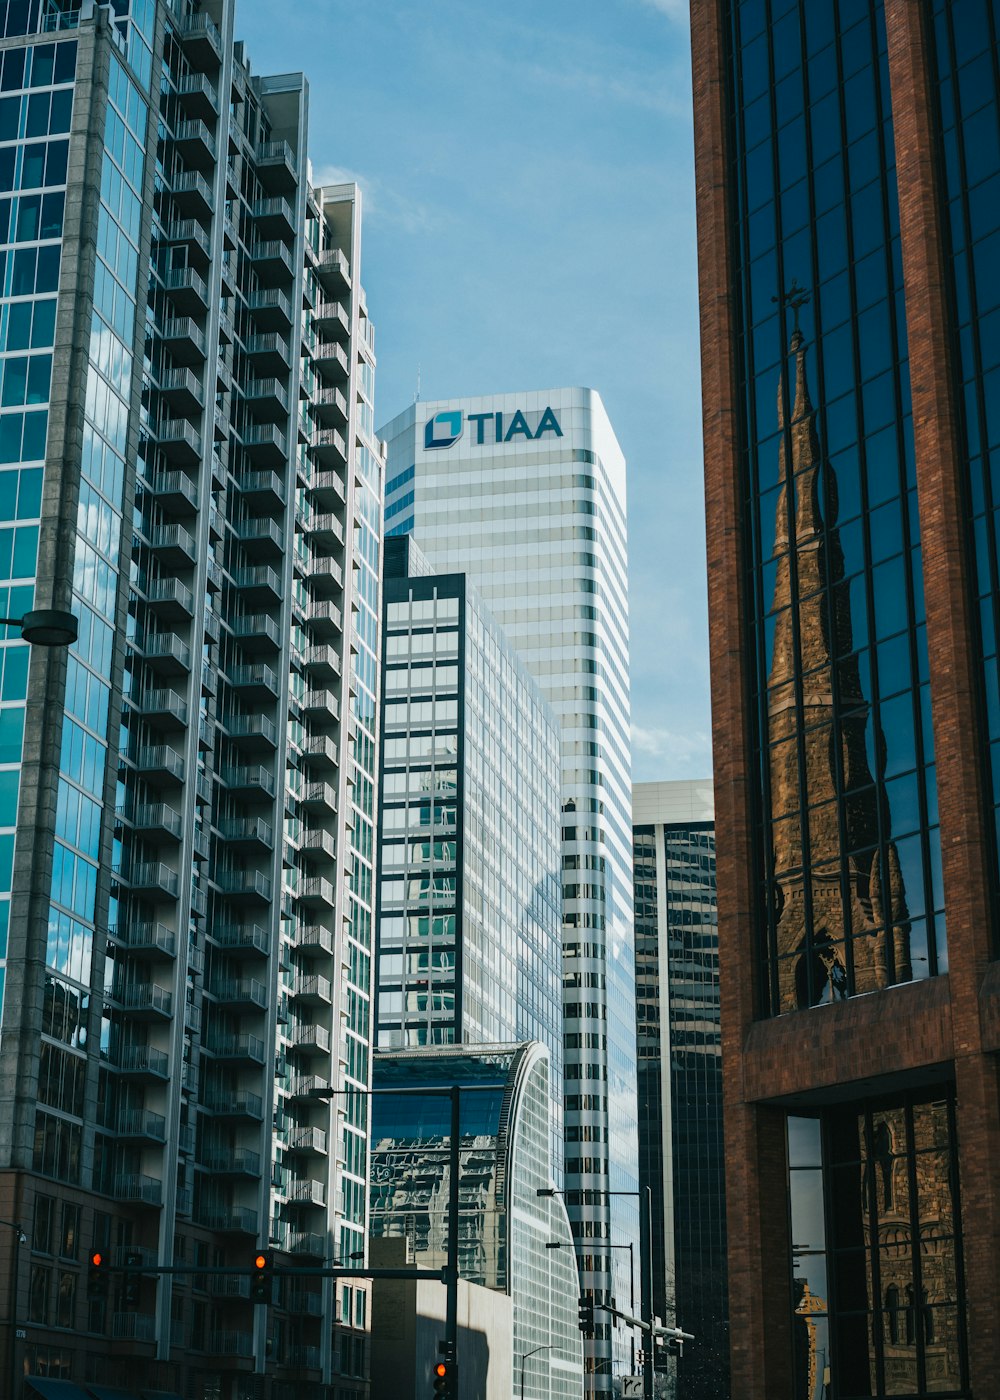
xmin=237 ymin=0 xmax=710 ymax=783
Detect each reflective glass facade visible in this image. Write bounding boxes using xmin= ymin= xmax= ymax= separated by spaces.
xmin=927 ymin=0 xmax=1000 ymax=915
xmin=725 ymin=0 xmax=944 ymax=1013
xmin=376 ymin=537 xmax=565 ymax=1176
xmin=787 ymin=1094 xmax=966 ymax=1398
xmin=379 ymin=387 xmax=637 ymax=1390
xmin=370 ymin=1044 xmax=584 ymax=1400
xmin=633 ymin=781 xmax=728 ymax=1400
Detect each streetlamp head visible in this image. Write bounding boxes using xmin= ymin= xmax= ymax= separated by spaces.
xmin=19 ymin=609 xmax=78 ymax=647
xmin=536 ymin=1188 xmax=556 ymax=1198
xmin=544 ymin=1241 xmax=562 ymax=1249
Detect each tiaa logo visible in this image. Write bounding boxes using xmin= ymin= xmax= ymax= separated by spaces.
xmin=424 ymin=410 xmax=464 ymax=450
xmin=423 ymin=406 xmax=563 ymax=450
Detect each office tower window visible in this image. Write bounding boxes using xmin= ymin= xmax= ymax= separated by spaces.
xmin=724 ymin=0 xmax=944 ymax=1013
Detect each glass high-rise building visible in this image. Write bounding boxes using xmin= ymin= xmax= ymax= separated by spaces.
xmin=369 ymin=1043 xmax=584 ymax=1400
xmin=379 ymin=388 xmax=637 ymax=1391
xmin=633 ymin=780 xmax=728 ymax=1400
xmin=0 ymin=2 xmax=381 ymax=1394
xmin=375 ymin=533 xmax=565 ymax=1176
xmin=694 ymin=0 xmax=1000 ymax=1394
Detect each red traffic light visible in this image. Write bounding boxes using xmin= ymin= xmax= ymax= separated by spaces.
xmin=90 ymin=1251 xmax=103 ymax=1268
xmin=434 ymin=1363 xmax=448 ymax=1378
xmin=254 ymin=1253 xmax=268 ymax=1270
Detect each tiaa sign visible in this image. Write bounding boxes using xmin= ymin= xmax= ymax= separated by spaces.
xmin=424 ymin=406 xmax=563 ymax=450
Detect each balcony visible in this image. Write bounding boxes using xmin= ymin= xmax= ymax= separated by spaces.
xmin=165 ymin=217 xmax=212 ymax=265
xmin=255 ymin=139 xmax=298 ymax=191
xmin=286 ymin=1024 xmax=330 ymax=1059
xmin=208 ymin=1329 xmax=255 ymax=1357
xmin=210 ymin=923 xmax=270 ymax=957
xmin=114 ymin=1044 xmax=170 ymax=1080
xmin=133 ymin=687 xmax=188 ymax=728
xmin=289 ymin=976 xmax=332 ymax=1008
xmin=209 ymin=1274 xmax=251 ymax=1300
xmin=111 ymin=983 xmax=174 ymax=1021
xmin=163 ymin=264 xmax=210 ymax=313
xmin=252 ymin=196 xmax=295 ymax=240
xmin=204 ymin=1033 xmax=266 ymax=1066
xmin=218 ymin=816 xmax=274 ymax=850
xmin=226 ymin=663 xmax=280 ymax=698
xmin=179 ymin=12 xmax=222 ymax=68
xmin=177 ymin=71 xmax=219 ymax=118
xmin=207 ymin=976 xmax=268 ymax=1009
xmin=236 ymin=470 xmax=286 ymax=512
xmin=311 ymin=337 xmax=349 ymax=380
xmin=173 ymin=118 xmax=216 ymax=171
xmin=301 ymin=511 xmax=344 ymax=548
xmin=246 ymin=332 xmax=291 ymax=374
xmin=198 ymin=1205 xmax=259 ymax=1237
xmin=315 ymin=247 xmax=351 ymax=295
xmin=313 ymin=300 xmax=351 ymax=341
xmin=171 ymin=168 xmax=215 ymax=219
xmin=113 ymin=1311 xmax=157 ymax=1341
xmin=307 ymin=469 xmax=347 ymax=509
xmin=248 ymin=287 xmax=293 ymax=329
xmin=159 ymin=365 xmax=204 ymax=413
xmin=300 ymin=736 xmax=338 ymax=772
xmin=226 ymin=714 xmax=278 ymax=752
xmin=243 ymin=425 xmax=288 ymax=467
xmin=160 ymin=315 xmax=207 ymax=364
xmin=300 ymin=688 xmax=339 ymax=723
xmin=116 ymin=1108 xmax=167 ymax=1143
xmin=115 ymin=862 xmax=180 ymax=901
xmin=249 ymin=239 xmax=294 ymax=285
xmin=111 ymin=920 xmax=177 ymax=959
xmin=287 ymin=1231 xmax=325 ymax=1259
xmin=311 ymin=385 xmax=348 ymax=431
xmin=302 ymin=553 xmax=343 ymax=594
xmin=216 ymin=871 xmax=273 ymax=906
xmin=200 ymin=1145 xmax=262 ymax=1176
xmin=155 ymin=418 xmax=203 ymax=466
xmin=300 ymin=645 xmax=341 ymax=684
xmin=295 ymin=878 xmax=335 ymax=911
xmin=219 ymin=764 xmax=275 ymax=800
xmin=232 ymin=566 xmax=283 ymax=605
xmin=286 ymin=1125 xmax=328 ymax=1157
xmin=287 ymin=1073 xmax=329 ymax=1099
xmin=287 ymin=1288 xmax=324 ymax=1317
xmin=129 ymin=744 xmax=185 ymax=784
xmin=130 ymin=803 xmax=184 ymax=841
xmin=231 ymin=613 xmax=282 ymax=652
xmin=235 ymin=516 xmax=284 ymax=555
xmin=136 ymin=631 xmax=191 ymax=675
xmin=287 ymin=1178 xmax=325 ymax=1209
xmin=299 ymin=783 xmax=337 ymax=816
xmin=244 ymin=377 xmax=289 ymax=419
xmin=143 ymin=573 xmax=196 ymax=619
xmin=305 ymin=600 xmax=343 ymax=642
xmin=293 ymin=923 xmax=334 ymax=957
xmin=203 ymin=1089 xmax=264 ymax=1120
xmin=149 ymin=522 xmax=197 ymax=566
xmin=112 ymin=1173 xmax=164 ymax=1206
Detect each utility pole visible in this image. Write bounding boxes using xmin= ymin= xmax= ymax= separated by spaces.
xmin=643 ymin=1186 xmax=655 ymax=1400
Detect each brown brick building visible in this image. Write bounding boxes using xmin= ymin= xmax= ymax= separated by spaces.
xmin=693 ymin=1 xmax=1000 ymax=1395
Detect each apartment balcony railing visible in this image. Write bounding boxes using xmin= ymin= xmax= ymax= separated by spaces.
xmin=218 ymin=816 xmax=274 ymax=849
xmin=287 ymin=1179 xmax=325 ymax=1208
xmin=310 ymin=337 xmax=349 ymax=380
xmin=197 ymin=1205 xmax=259 ymax=1237
xmin=315 ymin=247 xmax=351 ymax=294
xmin=300 ymin=511 xmax=344 ymax=549
xmin=232 ymin=565 xmax=283 ymax=603
xmin=313 ymin=300 xmax=351 ymax=341
xmin=302 ymin=553 xmax=343 ymax=593
xmin=127 ymin=744 xmax=186 ymax=784
xmin=287 ymin=1289 xmax=324 ymax=1317
xmin=203 ymin=1089 xmax=264 ymax=1120
xmin=149 ymin=521 xmax=197 ymax=565
xmin=159 ymin=364 xmax=204 ymax=411
xmin=113 ymin=1311 xmax=157 ymax=1341
xmin=135 ymin=687 xmax=188 ymax=727
xmin=255 ymin=139 xmax=297 ymax=191
xmin=110 ymin=920 xmax=177 ymax=958
xmin=287 ymin=1231 xmax=326 ymax=1258
xmin=306 ymin=468 xmax=347 ymax=509
xmin=207 ymin=976 xmax=268 ymax=1009
xmin=288 ymin=976 xmax=332 ymax=1008
xmin=112 ymin=1173 xmax=164 ymax=1206
xmin=215 ymin=870 xmax=273 ymax=905
xmin=171 ymin=169 xmax=214 ymax=218
xmin=299 ymin=782 xmax=337 ymax=816
xmin=249 ymin=238 xmax=294 ymax=285
xmin=204 ymin=1032 xmax=266 ymax=1066
xmin=165 ymin=218 xmax=212 ymax=263
xmin=144 ymin=573 xmax=196 ymax=618
xmin=288 ymin=1344 xmax=322 ymax=1369
xmin=155 ymin=417 xmax=203 ymax=465
xmin=209 ymin=1274 xmax=251 ymax=1299
xmin=300 ymin=687 xmax=339 ymax=723
xmin=219 ymin=764 xmax=276 ymax=799
xmin=293 ymin=924 xmax=334 ymax=957
xmin=111 ymin=983 xmax=174 ymax=1020
xmin=210 ymin=923 xmax=270 ymax=957
xmin=227 ymin=663 xmax=280 ymax=698
xmin=246 ymin=331 xmax=291 ymax=373
xmin=248 ymin=286 xmax=293 ymax=329
xmin=201 ymin=1146 xmax=262 ymax=1176
xmin=243 ymin=425 xmax=288 ymax=466
xmin=236 ymin=466 xmax=286 ymax=506
xmin=116 ymin=1108 xmax=167 ymax=1143
xmin=177 ymin=71 xmax=219 ymax=117
xmin=179 ymin=11 xmax=222 ymax=68
xmin=286 ymin=1126 xmax=329 ymax=1159
xmin=114 ymin=1044 xmax=170 ymax=1080
xmin=231 ymin=612 xmax=282 ymax=651
xmin=173 ymin=118 xmax=216 ymax=169
xmin=136 ymin=631 xmax=192 ymax=674
xmin=244 ymin=376 xmax=289 ymax=418
xmin=311 ymin=383 xmax=348 ymax=427
xmin=160 ymin=315 xmax=207 ymax=364
xmin=294 ymin=878 xmax=335 ymax=911
xmin=300 ymin=644 xmax=341 ymax=682
xmin=163 ymin=263 xmax=210 ymax=312
xmin=208 ymin=1329 xmax=255 ymax=1357
xmin=252 ymin=196 xmax=296 ymax=239
xmin=113 ymin=862 xmax=179 ymax=900
xmin=234 ymin=516 xmax=284 ymax=554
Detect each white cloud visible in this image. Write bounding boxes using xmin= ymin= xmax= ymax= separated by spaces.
xmin=311 ymin=162 xmax=439 ymax=235
xmin=631 ymin=724 xmax=712 ymax=766
xmin=637 ymin=0 xmax=690 ymax=23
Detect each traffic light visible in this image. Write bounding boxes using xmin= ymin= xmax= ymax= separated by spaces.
xmin=665 ymin=1337 xmax=684 ymax=1357
xmin=433 ymin=1360 xmax=454 ymax=1397
xmin=251 ymin=1249 xmax=272 ymax=1304
xmin=123 ymin=1249 xmax=142 ymax=1309
xmin=87 ymin=1250 xmax=108 ymax=1299
xmin=578 ymin=1293 xmax=595 ymax=1336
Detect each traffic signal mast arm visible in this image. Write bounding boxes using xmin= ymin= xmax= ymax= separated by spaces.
xmin=595 ymin=1301 xmax=695 ymax=1344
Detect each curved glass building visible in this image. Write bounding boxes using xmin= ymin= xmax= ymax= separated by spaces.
xmin=369 ymin=1043 xmax=584 ymax=1400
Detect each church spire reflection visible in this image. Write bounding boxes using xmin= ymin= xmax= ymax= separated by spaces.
xmin=767 ymin=327 xmax=912 ymax=1011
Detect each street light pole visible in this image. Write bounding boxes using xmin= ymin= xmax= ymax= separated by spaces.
xmin=0 ymin=1218 xmax=26 ymax=1400
xmin=519 ymin=1342 xmax=554 ymax=1400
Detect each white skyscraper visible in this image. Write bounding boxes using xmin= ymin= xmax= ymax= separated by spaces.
xmin=378 ymin=388 xmax=637 ymax=1392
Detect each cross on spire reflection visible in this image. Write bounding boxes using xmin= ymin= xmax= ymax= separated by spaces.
xmin=772 ymin=278 xmax=812 ymax=333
